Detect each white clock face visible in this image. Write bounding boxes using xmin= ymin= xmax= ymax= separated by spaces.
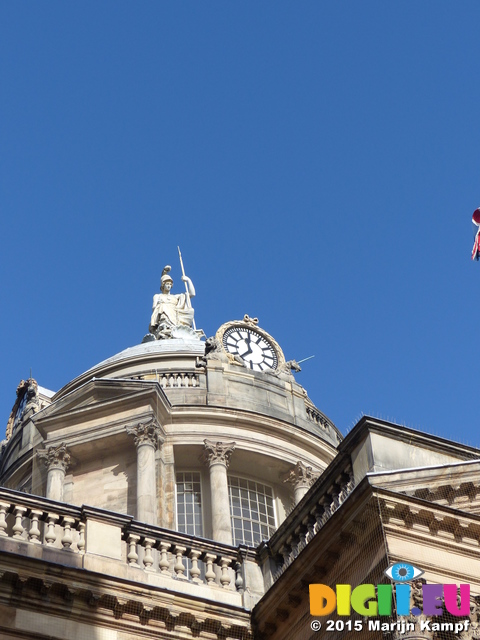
xmin=223 ymin=327 xmax=278 ymax=371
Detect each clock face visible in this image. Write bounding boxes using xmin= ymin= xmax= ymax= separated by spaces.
xmin=222 ymin=327 xmax=278 ymax=371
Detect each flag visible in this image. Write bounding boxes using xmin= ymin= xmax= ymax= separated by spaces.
xmin=472 ymin=208 xmax=480 ymax=261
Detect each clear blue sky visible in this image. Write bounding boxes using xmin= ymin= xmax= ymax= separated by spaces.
xmin=1 ymin=2 xmax=479 ymax=446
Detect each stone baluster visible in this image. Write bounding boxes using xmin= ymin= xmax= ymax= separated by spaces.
xmin=330 ymin=482 xmax=342 ymax=509
xmin=12 ymin=506 xmax=27 ymax=539
xmin=320 ymin=495 xmax=332 ymax=524
xmin=304 ymin=513 xmax=316 ymax=543
xmin=142 ymin=538 xmax=155 ymax=571
xmin=173 ymin=545 xmax=187 ymax=579
xmin=219 ymin=557 xmax=232 ymax=589
xmin=234 ymin=561 xmax=244 ymax=592
xmin=0 ymin=502 xmax=10 ymax=537
xmin=61 ymin=516 xmax=75 ymax=550
xmin=202 ymin=440 xmax=235 ymax=545
xmin=280 ymin=542 xmax=292 ymax=566
xmin=235 ymin=547 xmax=247 ymax=593
xmin=204 ymin=552 xmax=217 ymax=585
xmin=126 ymin=419 xmax=164 ymax=525
xmin=28 ymin=509 xmax=43 ymax=544
xmin=158 ymin=541 xmax=171 ymax=574
xmin=37 ymin=443 xmax=72 ymax=502
xmin=77 ymin=522 xmax=85 ymax=553
xmin=295 ymin=524 xmax=308 ymax=553
xmin=127 ymin=534 xmax=140 ymax=566
xmin=189 ymin=549 xmax=202 ymax=583
xmin=283 ymin=461 xmax=320 ymax=505
xmin=45 ymin=513 xmax=59 ymax=545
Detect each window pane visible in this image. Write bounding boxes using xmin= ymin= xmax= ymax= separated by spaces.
xmin=228 ymin=475 xmax=276 ymax=546
xmin=176 ymin=472 xmax=203 ymax=537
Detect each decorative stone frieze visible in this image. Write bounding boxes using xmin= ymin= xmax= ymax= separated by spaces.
xmin=126 ymin=419 xmax=163 ymax=450
xmin=202 ymin=439 xmax=236 ymax=468
xmin=0 ymin=569 xmax=253 ymax=639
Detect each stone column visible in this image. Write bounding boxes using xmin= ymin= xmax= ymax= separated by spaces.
xmin=202 ymin=439 xmax=235 ymax=545
xmin=37 ymin=443 xmax=71 ymax=502
xmin=284 ymin=461 xmax=320 ymax=505
xmin=126 ymin=419 xmax=163 ymax=525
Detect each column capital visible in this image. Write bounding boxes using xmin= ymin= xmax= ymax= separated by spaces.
xmin=126 ymin=419 xmax=163 ymax=450
xmin=37 ymin=443 xmax=71 ymax=473
xmin=283 ymin=461 xmax=319 ymax=490
xmin=202 ymin=439 xmax=236 ymax=468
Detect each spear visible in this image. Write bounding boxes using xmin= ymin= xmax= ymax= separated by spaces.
xmin=297 ymin=355 xmax=315 ymax=364
xmin=177 ymin=246 xmax=197 ymax=330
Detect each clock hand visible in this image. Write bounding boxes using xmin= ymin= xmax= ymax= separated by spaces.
xmin=241 ymin=334 xmax=254 ymax=358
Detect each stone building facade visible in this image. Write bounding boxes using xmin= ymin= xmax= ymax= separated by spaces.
xmin=1 ymin=307 xmax=480 ymax=640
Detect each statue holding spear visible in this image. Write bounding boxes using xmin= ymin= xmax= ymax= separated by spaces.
xmin=148 ymin=248 xmax=198 ymax=339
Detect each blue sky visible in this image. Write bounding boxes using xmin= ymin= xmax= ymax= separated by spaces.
xmin=1 ymin=2 xmax=480 ymax=446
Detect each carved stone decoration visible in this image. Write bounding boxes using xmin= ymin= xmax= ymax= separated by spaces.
xmin=267 ymin=359 xmax=301 ymax=381
xmin=37 ymin=443 xmax=71 ymax=473
xmin=284 ymin=461 xmax=320 ymax=506
xmin=199 ymin=336 xmax=231 ymax=367
xmin=242 ymin=314 xmax=259 ymax=326
xmin=37 ymin=443 xmax=72 ymax=502
xmin=6 ymin=378 xmax=39 ymax=441
xmin=202 ymin=440 xmax=236 ymax=468
xmin=126 ymin=419 xmax=164 ymax=450
xmin=284 ymin=461 xmax=320 ymax=490
xmin=147 ymin=264 xmax=204 ymax=341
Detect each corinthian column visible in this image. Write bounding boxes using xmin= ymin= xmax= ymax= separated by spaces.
xmin=126 ymin=419 xmax=163 ymax=525
xmin=284 ymin=461 xmax=320 ymax=505
xmin=202 ymin=439 xmax=235 ymax=545
xmin=38 ymin=443 xmax=71 ymax=502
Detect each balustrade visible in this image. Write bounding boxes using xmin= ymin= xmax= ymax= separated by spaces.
xmin=0 ymin=488 xmax=247 ymax=595
xmin=159 ymin=372 xmax=199 ymax=389
xmin=124 ymin=534 xmax=238 ymax=590
xmin=0 ymin=500 xmax=83 ymax=552
xmin=268 ymin=464 xmax=356 ymax=582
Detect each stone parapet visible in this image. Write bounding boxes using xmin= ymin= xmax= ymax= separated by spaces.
xmin=0 ymin=486 xmax=263 ymax=614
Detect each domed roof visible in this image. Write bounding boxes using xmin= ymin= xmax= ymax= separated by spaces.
xmin=55 ymin=336 xmax=205 ymax=401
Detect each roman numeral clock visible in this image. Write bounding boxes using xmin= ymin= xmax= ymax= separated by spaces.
xmin=215 ymin=315 xmax=286 ymax=372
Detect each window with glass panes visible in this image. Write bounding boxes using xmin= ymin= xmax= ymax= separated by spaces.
xmin=228 ymin=476 xmax=276 ymax=546
xmin=176 ymin=472 xmax=203 ymax=536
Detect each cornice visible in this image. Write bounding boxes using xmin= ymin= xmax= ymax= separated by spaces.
xmin=34 ymin=380 xmax=172 ymax=422
xmin=374 ymin=486 xmax=480 ymax=566
xmin=339 ymin=416 xmax=480 ymax=461
xmin=0 ymin=559 xmax=253 ymax=640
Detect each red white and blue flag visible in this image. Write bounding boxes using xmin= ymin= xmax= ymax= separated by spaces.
xmin=472 ymin=208 xmax=480 ymax=261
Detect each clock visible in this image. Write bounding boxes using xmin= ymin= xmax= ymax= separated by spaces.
xmin=215 ymin=317 xmax=285 ymax=372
